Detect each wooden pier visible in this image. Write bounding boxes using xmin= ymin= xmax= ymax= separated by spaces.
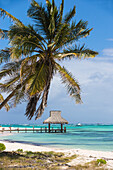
xmin=0 ymin=127 xmax=66 ymax=133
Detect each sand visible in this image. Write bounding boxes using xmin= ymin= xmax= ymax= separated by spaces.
xmin=0 ymin=139 xmax=113 ymax=169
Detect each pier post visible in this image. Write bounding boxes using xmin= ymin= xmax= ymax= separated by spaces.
xmin=45 ymin=127 xmax=47 ymax=132
xmin=48 ymin=123 xmax=50 ymax=133
xmin=64 ymin=127 xmax=66 ymax=133
xmin=2 ymin=128 xmax=4 ymax=133
xmin=9 ymin=127 xmax=11 ymax=133
xmin=41 ymin=127 xmax=42 ymax=133
xmin=17 ymin=128 xmax=19 ymax=133
xmin=61 ymin=124 xmax=63 ymax=133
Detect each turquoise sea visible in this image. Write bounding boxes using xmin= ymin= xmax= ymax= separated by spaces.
xmin=0 ymin=124 xmax=113 ymax=151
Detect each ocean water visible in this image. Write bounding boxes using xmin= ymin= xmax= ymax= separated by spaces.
xmin=0 ymin=124 xmax=113 ymax=151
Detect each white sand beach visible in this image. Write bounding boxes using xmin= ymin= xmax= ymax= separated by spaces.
xmin=0 ymin=127 xmax=113 ymax=168
xmin=0 ymin=139 xmax=113 ymax=169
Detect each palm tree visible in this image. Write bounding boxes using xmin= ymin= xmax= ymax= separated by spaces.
xmin=0 ymin=0 xmax=98 ymax=120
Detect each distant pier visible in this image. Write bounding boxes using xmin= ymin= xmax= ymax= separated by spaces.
xmin=0 ymin=127 xmax=66 ymax=133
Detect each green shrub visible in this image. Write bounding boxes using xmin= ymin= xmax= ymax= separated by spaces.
xmin=0 ymin=143 xmax=6 ymax=152
xmin=25 ymin=151 xmax=33 ymax=155
xmin=43 ymin=151 xmax=64 ymax=157
xmin=17 ymin=149 xmax=23 ymax=153
xmin=97 ymin=159 xmax=106 ymax=165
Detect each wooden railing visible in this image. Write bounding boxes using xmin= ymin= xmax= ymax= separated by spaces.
xmin=0 ymin=127 xmax=66 ymax=133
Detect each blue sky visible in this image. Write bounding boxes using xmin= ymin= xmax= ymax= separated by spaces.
xmin=0 ymin=0 xmax=113 ymax=124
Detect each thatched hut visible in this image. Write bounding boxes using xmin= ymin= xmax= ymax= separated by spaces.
xmin=43 ymin=111 xmax=68 ymax=132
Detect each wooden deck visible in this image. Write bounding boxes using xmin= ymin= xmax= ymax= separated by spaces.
xmin=0 ymin=127 xmax=66 ymax=133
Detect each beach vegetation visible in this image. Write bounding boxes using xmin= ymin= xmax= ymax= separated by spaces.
xmin=43 ymin=151 xmax=64 ymax=157
xmin=16 ymin=149 xmax=23 ymax=153
xmin=0 ymin=0 xmax=98 ymax=119
xmin=25 ymin=150 xmax=33 ymax=155
xmin=69 ymin=161 xmax=106 ymax=170
xmin=0 ymin=143 xmax=6 ymax=152
xmin=55 ymin=154 xmax=77 ymax=163
xmin=82 ymin=159 xmax=107 ymax=170
xmin=0 ymin=150 xmax=76 ymax=169
xmin=36 ymin=159 xmax=44 ymax=163
xmin=96 ymin=159 xmax=107 ymax=165
xmin=0 ymin=150 xmax=107 ymax=169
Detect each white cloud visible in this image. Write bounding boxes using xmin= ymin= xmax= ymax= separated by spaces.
xmin=107 ymin=38 xmax=113 ymax=41
xmin=50 ymin=56 xmax=113 ymax=92
xmin=102 ymin=48 xmax=113 ymax=57
xmin=61 ymin=58 xmax=113 ymax=84
xmin=49 ymin=75 xmax=64 ymax=100
xmin=89 ymin=72 xmax=104 ymax=81
xmin=93 ymin=56 xmax=113 ymax=62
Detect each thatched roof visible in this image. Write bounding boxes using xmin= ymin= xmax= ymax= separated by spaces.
xmin=43 ymin=111 xmax=68 ymax=124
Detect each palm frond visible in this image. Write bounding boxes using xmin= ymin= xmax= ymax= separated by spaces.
xmin=25 ymin=94 xmax=41 ymax=120
xmin=28 ymin=1 xmax=50 ymax=39
xmin=0 ymin=8 xmax=24 ymax=26
xmin=24 ymin=66 xmax=52 ymax=120
xmin=8 ymin=25 xmax=45 ymax=59
xmin=0 ymin=29 xmax=8 ymax=39
xmin=9 ymin=89 xmax=26 ymax=107
xmin=56 ymin=44 xmax=98 ymax=60
xmin=0 ymin=94 xmax=9 ymax=111
xmin=59 ymin=0 xmax=64 ymax=24
xmin=46 ymin=0 xmax=51 ymax=7
xmin=35 ymin=79 xmax=51 ymax=119
xmin=64 ymin=6 xmax=76 ymax=23
xmin=48 ymin=4 xmax=56 ymax=37
xmin=0 ymin=48 xmax=11 ymax=64
xmin=0 ymin=72 xmax=35 ymax=110
xmin=55 ymin=62 xmax=82 ymax=104
xmin=1 ymin=75 xmax=20 ymax=91
xmin=20 ymin=55 xmax=38 ymax=82
xmin=53 ymin=20 xmax=93 ymax=51
xmin=0 ymin=60 xmax=23 ymax=79
xmin=0 ymin=83 xmax=22 ymax=110
xmin=26 ymin=60 xmax=51 ymax=96
xmin=53 ymin=23 xmax=70 ymax=50
xmin=25 ymin=58 xmax=53 ymax=120
xmin=69 ymin=20 xmax=93 ymax=40
xmin=9 ymin=24 xmax=46 ymax=48
xmin=52 ymin=0 xmax=55 ymax=9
